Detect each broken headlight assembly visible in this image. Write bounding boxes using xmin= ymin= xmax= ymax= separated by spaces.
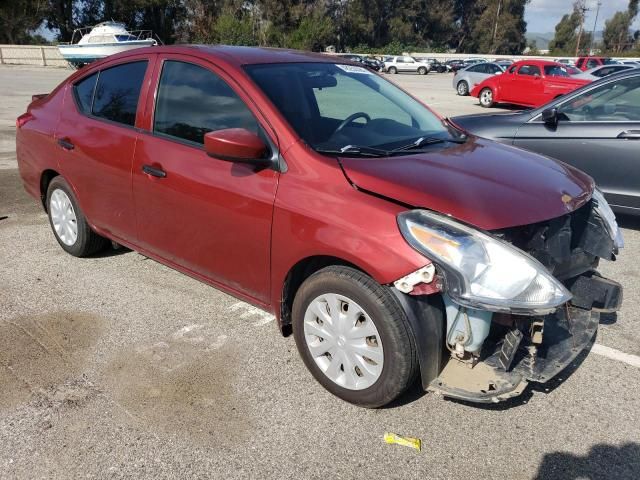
xmin=592 ymin=189 xmax=624 ymax=249
xmin=397 ymin=210 xmax=572 ymax=315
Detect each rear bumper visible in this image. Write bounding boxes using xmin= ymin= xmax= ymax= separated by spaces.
xmin=428 ymin=306 xmax=600 ymax=403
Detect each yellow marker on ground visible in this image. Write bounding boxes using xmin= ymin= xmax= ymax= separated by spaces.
xmin=383 ymin=432 xmax=422 ymax=451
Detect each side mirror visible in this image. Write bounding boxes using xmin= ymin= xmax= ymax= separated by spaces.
xmin=204 ymin=128 xmax=269 ymax=165
xmin=541 ymin=107 xmax=558 ymax=127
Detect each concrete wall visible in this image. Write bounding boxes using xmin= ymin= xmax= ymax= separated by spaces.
xmin=0 ymin=45 xmax=68 ymax=68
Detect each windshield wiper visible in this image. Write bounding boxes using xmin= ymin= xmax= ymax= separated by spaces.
xmin=392 ymin=135 xmax=467 ymax=153
xmin=315 ymin=145 xmax=390 ymax=157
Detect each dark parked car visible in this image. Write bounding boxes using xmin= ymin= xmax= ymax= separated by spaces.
xmin=16 ymin=45 xmax=622 ymax=407
xmin=453 ymin=68 xmax=640 ymax=215
xmin=338 ymin=54 xmax=382 ymax=71
xmin=445 ymin=59 xmax=466 ymax=72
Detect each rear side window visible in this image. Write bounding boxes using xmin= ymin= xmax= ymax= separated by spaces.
xmin=518 ymin=65 xmax=541 ymax=76
xmin=92 ymin=61 xmax=147 ymax=126
xmin=153 ymin=60 xmax=258 ymax=145
xmin=73 ymin=72 xmax=98 ymax=114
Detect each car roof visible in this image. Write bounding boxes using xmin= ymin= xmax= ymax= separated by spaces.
xmin=89 ymin=44 xmax=345 ymax=68
xmin=510 ymin=59 xmax=565 ymax=67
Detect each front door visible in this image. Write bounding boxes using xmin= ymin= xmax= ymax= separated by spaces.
xmin=132 ymin=57 xmax=279 ymax=303
xmin=514 ymin=74 xmax=640 ymax=213
xmin=56 ymin=58 xmax=152 ymax=240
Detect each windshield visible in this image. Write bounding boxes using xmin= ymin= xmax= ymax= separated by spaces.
xmin=244 ymin=62 xmax=453 ymax=154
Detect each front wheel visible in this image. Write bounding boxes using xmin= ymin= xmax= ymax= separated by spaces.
xmin=479 ymin=87 xmax=495 ymax=108
xmin=387 ymin=66 xmax=397 ymax=74
xmin=292 ymin=266 xmax=417 ymax=408
xmin=46 ymin=176 xmax=109 ymax=257
xmin=417 ymin=66 xmax=427 ymax=75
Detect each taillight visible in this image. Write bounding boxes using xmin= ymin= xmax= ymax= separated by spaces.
xmin=16 ymin=113 xmax=33 ymax=128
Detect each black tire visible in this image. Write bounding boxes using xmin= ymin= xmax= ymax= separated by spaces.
xmin=479 ymin=87 xmax=495 ymax=108
xmin=292 ymin=266 xmax=418 ymax=408
xmin=417 ymin=66 xmax=427 ymax=75
xmin=46 ymin=176 xmax=109 ymax=257
xmin=388 ymin=66 xmax=397 ymax=74
xmin=457 ymin=80 xmax=469 ymax=96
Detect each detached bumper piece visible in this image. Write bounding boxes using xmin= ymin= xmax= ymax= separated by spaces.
xmin=428 ymin=306 xmax=599 ymax=403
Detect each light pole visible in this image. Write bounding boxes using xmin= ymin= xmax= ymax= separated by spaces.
xmin=589 ymin=1 xmax=602 ymax=55
xmin=575 ymin=2 xmax=589 ymax=57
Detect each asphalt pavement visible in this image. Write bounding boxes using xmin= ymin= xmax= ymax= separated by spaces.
xmin=1 ymin=65 xmax=638 ymax=479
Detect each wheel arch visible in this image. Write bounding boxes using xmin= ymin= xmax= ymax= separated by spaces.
xmin=40 ymin=169 xmax=60 ymax=211
xmin=278 ymin=255 xmax=363 ymax=336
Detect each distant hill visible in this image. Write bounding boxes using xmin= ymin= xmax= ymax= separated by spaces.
xmin=526 ymin=31 xmax=603 ymax=51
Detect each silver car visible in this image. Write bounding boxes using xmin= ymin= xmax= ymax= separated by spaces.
xmin=452 ymin=62 xmax=504 ymax=96
xmin=572 ymin=64 xmax=635 ymax=81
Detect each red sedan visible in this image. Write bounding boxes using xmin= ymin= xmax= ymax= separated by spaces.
xmin=16 ymin=46 xmax=622 ymax=406
xmin=471 ymin=60 xmax=589 ymax=108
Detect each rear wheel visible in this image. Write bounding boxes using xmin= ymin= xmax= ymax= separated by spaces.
xmin=417 ymin=66 xmax=427 ymax=75
xmin=292 ymin=266 xmax=417 ymax=408
xmin=46 ymin=176 xmax=109 ymax=257
xmin=479 ymin=87 xmax=494 ymax=108
xmin=388 ymin=66 xmax=397 ymax=74
xmin=457 ymin=80 xmax=469 ymax=96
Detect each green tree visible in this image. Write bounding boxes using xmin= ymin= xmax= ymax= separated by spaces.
xmin=548 ymin=1 xmax=591 ymax=55
xmin=0 ymin=0 xmax=48 ymax=44
xmin=603 ymin=1 xmax=639 ymax=53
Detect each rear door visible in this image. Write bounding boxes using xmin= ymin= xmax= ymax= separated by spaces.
xmin=132 ymin=55 xmax=279 ymax=302
xmin=514 ymin=74 xmax=640 ymax=212
xmin=55 ymin=56 xmax=155 ymax=240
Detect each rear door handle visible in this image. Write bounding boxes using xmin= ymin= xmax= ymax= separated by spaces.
xmin=142 ymin=164 xmax=166 ymax=178
xmin=617 ymin=130 xmax=640 ymax=139
xmin=57 ymin=138 xmax=74 ymax=150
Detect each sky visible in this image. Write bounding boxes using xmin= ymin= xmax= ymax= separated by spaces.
xmin=525 ymin=0 xmax=640 ymax=33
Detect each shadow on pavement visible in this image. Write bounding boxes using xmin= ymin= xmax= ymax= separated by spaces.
xmin=534 ymin=442 xmax=640 ymax=480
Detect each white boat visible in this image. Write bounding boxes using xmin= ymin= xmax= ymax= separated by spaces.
xmin=58 ymin=22 xmax=159 ymax=66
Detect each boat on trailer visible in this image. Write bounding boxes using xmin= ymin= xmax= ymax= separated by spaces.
xmin=58 ymin=22 xmax=159 ymax=67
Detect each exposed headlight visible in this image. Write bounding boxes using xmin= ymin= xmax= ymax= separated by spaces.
xmin=592 ymin=189 xmax=624 ymax=249
xmin=397 ymin=210 xmax=572 ymax=314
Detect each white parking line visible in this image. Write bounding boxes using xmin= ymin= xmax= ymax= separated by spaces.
xmin=592 ymin=343 xmax=640 ymax=368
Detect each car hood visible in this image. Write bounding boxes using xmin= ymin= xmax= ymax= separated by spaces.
xmin=339 ymin=137 xmax=594 ymax=230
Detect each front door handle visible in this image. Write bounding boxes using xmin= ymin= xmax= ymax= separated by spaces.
xmin=617 ymin=130 xmax=640 ymax=139
xmin=142 ymin=164 xmax=166 ymax=178
xmin=57 ymin=137 xmax=74 ymax=150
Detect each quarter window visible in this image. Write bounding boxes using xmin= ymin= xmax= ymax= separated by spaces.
xmin=73 ymin=72 xmax=98 ymax=114
xmin=92 ymin=61 xmax=147 ymax=126
xmin=153 ymin=61 xmax=258 ymax=145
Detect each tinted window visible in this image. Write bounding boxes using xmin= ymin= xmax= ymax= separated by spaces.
xmin=587 ymin=59 xmax=599 ymax=69
xmin=518 ymin=65 xmax=541 ymax=76
xmin=468 ymin=64 xmax=484 ymax=73
xmin=508 ymin=65 xmax=518 ymax=74
xmin=154 ymin=61 xmax=258 ymax=145
xmin=92 ymin=61 xmax=147 ymax=126
xmin=559 ymin=76 xmax=640 ymax=122
xmin=73 ymin=72 xmax=98 ymax=114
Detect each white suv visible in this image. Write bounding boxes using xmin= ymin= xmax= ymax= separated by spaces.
xmin=384 ymin=56 xmax=431 ymax=75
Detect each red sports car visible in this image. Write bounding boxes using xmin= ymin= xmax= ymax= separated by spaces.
xmin=471 ymin=60 xmax=590 ymax=108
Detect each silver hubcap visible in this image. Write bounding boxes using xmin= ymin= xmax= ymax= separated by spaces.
xmin=50 ymin=189 xmax=78 ymax=246
xmin=481 ymin=89 xmax=492 ymax=105
xmin=458 ymin=82 xmax=467 ymax=94
xmin=304 ymin=293 xmax=384 ymax=390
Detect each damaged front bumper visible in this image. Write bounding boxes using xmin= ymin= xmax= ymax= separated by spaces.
xmin=428 ymin=305 xmax=601 ymax=403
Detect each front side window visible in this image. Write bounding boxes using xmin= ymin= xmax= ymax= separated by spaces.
xmin=73 ymin=72 xmax=98 ymax=114
xmin=92 ymin=61 xmax=147 ymax=126
xmin=558 ymin=76 xmax=640 ymax=122
xmin=587 ymin=59 xmax=599 ymax=69
xmin=245 ymin=62 xmax=453 ymax=154
xmin=518 ymin=65 xmax=541 ymax=76
xmin=154 ymin=61 xmax=258 ymax=145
